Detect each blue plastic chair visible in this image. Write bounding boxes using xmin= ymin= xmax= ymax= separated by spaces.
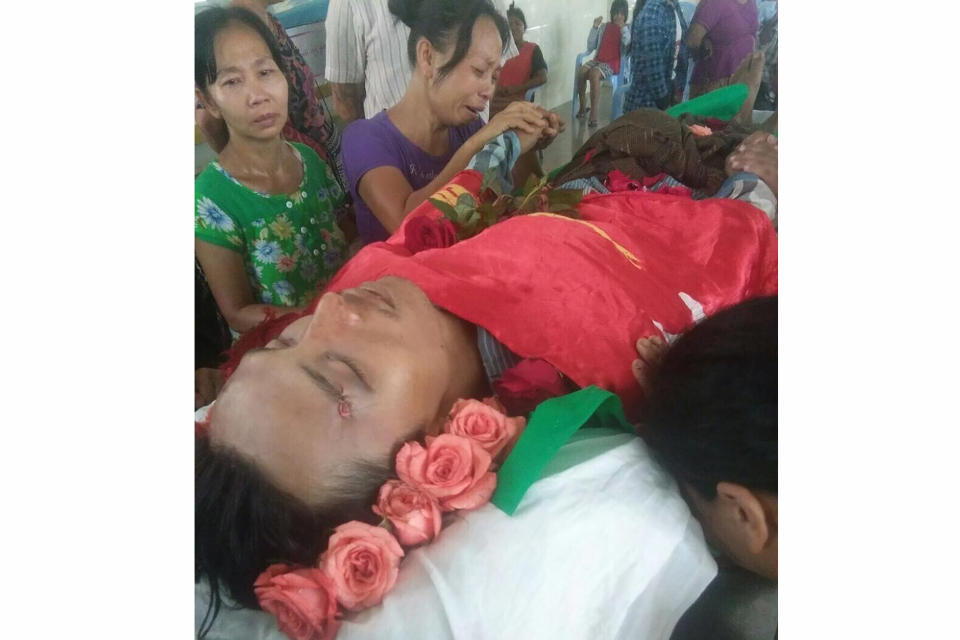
xmin=571 ymin=44 xmax=631 ymax=124
xmin=525 ymin=83 xmax=544 ymax=103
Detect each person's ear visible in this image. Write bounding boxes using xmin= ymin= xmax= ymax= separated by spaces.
xmin=415 ymin=37 xmax=438 ymax=82
xmin=715 ymin=481 xmax=770 ymax=554
xmin=196 ymin=86 xmax=222 ymax=120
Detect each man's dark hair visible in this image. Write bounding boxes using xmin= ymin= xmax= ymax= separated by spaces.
xmin=195 ymin=435 xmax=392 ymax=637
xmin=640 ymin=296 xmax=777 ymax=499
xmin=388 ymin=0 xmax=510 ymax=79
xmin=195 ymin=6 xmax=285 ymax=91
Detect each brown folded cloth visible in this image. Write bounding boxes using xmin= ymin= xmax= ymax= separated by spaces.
xmin=552 ymin=108 xmax=755 ymax=194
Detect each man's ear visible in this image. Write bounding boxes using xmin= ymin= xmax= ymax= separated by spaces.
xmin=415 ymin=37 xmax=438 ymax=81
xmin=196 ymin=86 xmax=222 ymax=120
xmin=715 ymin=481 xmax=770 ymax=554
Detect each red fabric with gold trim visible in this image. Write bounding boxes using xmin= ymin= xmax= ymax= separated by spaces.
xmin=301 ymin=169 xmax=778 ymax=418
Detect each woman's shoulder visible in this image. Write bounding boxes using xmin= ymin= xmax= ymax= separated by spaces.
xmin=343 ymin=112 xmax=414 ymax=162
xmin=343 ymin=111 xmax=394 ymax=142
xmin=195 ymin=162 xmax=231 ymax=197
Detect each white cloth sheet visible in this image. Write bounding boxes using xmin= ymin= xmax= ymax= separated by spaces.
xmin=195 ymin=433 xmax=717 ymax=639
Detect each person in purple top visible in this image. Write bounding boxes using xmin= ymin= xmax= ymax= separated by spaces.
xmin=686 ymin=0 xmax=759 ymax=98
xmin=342 ymin=0 xmax=557 ymax=245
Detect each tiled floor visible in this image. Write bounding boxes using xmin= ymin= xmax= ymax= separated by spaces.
xmin=540 ymin=88 xmax=615 ymax=174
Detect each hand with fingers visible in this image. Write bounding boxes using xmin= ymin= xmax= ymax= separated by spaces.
xmin=532 ymin=106 xmax=564 ymax=151
xmin=725 ymin=131 xmax=778 ymax=196
xmin=482 ymin=101 xmax=550 ymax=154
xmin=631 ymin=335 xmax=669 ymax=398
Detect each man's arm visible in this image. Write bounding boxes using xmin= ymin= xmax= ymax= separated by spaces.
xmin=331 ymin=83 xmax=366 ymax=124
xmin=325 ymin=0 xmax=367 ymax=122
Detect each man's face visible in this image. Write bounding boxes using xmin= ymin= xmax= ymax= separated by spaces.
xmin=209 ymin=277 xmax=464 ymax=505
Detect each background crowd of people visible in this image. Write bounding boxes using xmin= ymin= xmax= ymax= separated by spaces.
xmin=193 ymin=1 xmax=779 ymax=638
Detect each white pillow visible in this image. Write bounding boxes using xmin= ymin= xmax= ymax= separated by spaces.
xmin=195 ymin=433 xmax=717 ymax=640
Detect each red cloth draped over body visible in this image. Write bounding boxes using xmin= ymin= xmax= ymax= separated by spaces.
xmin=596 ymin=24 xmax=623 ymax=74
xmin=499 ymin=41 xmax=536 ymax=87
xmin=223 ymin=170 xmax=777 ymax=418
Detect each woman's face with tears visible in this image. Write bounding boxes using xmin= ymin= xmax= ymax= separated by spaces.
xmin=208 ymin=277 xmax=481 ymax=505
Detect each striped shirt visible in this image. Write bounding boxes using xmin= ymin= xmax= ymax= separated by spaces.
xmin=324 ymin=0 xmax=518 ymax=120
xmin=477 ymin=326 xmax=521 ymax=385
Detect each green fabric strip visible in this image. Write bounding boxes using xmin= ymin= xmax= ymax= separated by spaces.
xmin=666 ymin=83 xmax=749 ymax=121
xmin=491 ymin=386 xmax=634 ymax=515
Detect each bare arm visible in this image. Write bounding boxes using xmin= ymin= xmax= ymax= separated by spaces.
xmin=358 ymin=136 xmax=486 ymax=234
xmin=331 ymin=82 xmax=366 ymax=124
xmin=195 ymin=239 xmax=303 ymax=334
xmin=357 ymin=102 xmax=550 ymax=234
xmin=687 ymin=23 xmax=712 ymax=60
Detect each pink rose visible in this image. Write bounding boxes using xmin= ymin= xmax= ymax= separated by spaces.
xmin=321 ymin=521 xmax=404 ymax=611
xmin=372 ymin=480 xmax=443 ymax=546
xmin=444 ymin=398 xmax=526 ymax=459
xmin=277 ymin=255 xmax=296 ymax=272
xmin=492 ymin=358 xmax=571 ymax=417
xmin=254 ymin=564 xmax=340 ymax=640
xmin=404 ymin=215 xmax=457 ymax=254
xmin=395 ymin=434 xmax=497 ymax=511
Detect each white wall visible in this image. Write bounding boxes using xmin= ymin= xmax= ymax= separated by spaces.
xmin=519 ymin=0 xmax=640 ymax=110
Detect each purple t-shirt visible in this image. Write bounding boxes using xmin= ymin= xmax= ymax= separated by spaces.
xmin=690 ymin=0 xmax=759 ymax=86
xmin=342 ymin=111 xmax=485 ymax=244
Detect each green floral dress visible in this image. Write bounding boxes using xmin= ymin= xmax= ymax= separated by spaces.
xmin=195 ymin=143 xmax=348 ymax=307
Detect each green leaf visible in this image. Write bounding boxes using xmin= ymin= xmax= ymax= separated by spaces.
xmin=456 ymin=192 xmax=478 ymax=209
xmin=477 ymin=202 xmax=498 ymax=227
xmin=521 ymin=173 xmax=540 ymax=194
xmin=481 ymin=168 xmax=503 ymax=196
xmin=546 ymin=189 xmax=583 ymax=211
xmin=429 ymin=197 xmax=460 ymax=223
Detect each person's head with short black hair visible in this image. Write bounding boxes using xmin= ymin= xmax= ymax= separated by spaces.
xmin=388 ymin=0 xmax=510 ymax=126
xmin=610 ymin=0 xmax=629 ymax=24
xmin=641 ymin=295 xmax=777 ymax=580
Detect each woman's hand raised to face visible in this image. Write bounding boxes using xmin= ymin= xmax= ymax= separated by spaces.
xmin=479 ymin=101 xmax=547 ymax=149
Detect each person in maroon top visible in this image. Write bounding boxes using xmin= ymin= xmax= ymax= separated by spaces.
xmin=576 ymin=0 xmax=631 ymax=127
xmin=490 ymin=3 xmax=551 ymax=177
xmin=491 ymin=3 xmax=548 ymax=117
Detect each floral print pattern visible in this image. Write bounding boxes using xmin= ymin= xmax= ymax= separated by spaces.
xmin=195 ymin=143 xmax=348 ymax=307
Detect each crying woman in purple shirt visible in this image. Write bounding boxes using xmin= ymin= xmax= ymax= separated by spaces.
xmin=342 ymin=0 xmax=559 ymax=245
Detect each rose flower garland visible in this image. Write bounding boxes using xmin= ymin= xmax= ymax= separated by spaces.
xmin=253 ymin=397 xmax=526 ymax=640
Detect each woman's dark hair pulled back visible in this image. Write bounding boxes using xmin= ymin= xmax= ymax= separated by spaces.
xmin=195 ymin=6 xmax=285 ymax=91
xmin=388 ymin=0 xmax=510 ymax=80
